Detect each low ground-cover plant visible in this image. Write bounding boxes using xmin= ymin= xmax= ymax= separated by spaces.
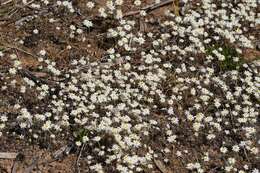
xmin=0 ymin=0 xmax=259 ymax=172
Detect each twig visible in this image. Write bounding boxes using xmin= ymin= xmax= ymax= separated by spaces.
xmin=75 ymin=144 xmax=86 ymax=173
xmin=19 ymin=69 xmax=49 ymax=85
xmin=0 ymin=0 xmax=34 ymax=20
xmin=0 ymin=0 xmax=13 ymax=6
xmin=123 ymin=0 xmax=173 ymax=17
xmin=243 ymin=147 xmax=250 ymax=161
xmin=1 ymin=43 xmax=40 ymax=59
xmin=0 ymin=152 xmax=18 ymax=159
xmin=15 ymin=15 xmax=35 ymax=26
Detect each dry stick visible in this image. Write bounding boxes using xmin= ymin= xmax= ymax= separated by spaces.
xmin=11 ymin=161 xmax=18 ymax=173
xmin=20 ymin=69 xmax=49 ymax=85
xmin=0 ymin=152 xmax=18 ymax=159
xmin=15 ymin=15 xmax=35 ymax=26
xmin=75 ymin=144 xmax=86 ymax=173
xmin=0 ymin=0 xmax=13 ymax=6
xmin=123 ymin=0 xmax=173 ymax=17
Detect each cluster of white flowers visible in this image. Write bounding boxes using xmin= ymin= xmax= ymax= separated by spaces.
xmin=57 ymin=0 xmax=75 ymax=13
xmin=0 ymin=0 xmax=259 ymax=172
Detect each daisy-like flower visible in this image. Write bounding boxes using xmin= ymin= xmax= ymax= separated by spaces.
xmin=83 ymin=19 xmax=93 ymax=28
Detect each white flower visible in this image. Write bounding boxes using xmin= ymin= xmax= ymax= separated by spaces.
xmin=83 ymin=20 xmax=93 ymax=27
xmin=106 ymin=1 xmax=115 ymax=11
xmin=193 ymin=122 xmax=201 ymax=131
xmin=41 ymin=84 xmax=49 ymax=91
xmin=93 ymin=136 xmax=101 ymax=142
xmin=99 ymin=8 xmax=107 ymax=18
xmin=42 ymin=120 xmax=52 ymax=131
xmin=144 ymin=54 xmax=153 ymax=64
xmin=86 ymin=1 xmax=95 ymax=9
xmin=0 ymin=115 xmax=7 ymax=122
xmin=14 ymin=60 xmax=21 ymax=67
xmin=70 ymin=25 xmax=76 ymax=30
xmin=124 ymin=63 xmax=131 ymax=70
xmin=76 ymin=141 xmax=82 ymax=146
xmin=134 ymin=0 xmax=141 ymax=6
xmin=76 ymin=28 xmax=83 ymax=34
xmin=115 ymin=0 xmax=123 ymax=5
xmin=225 ymin=166 xmax=232 ymax=172
xmin=116 ymin=9 xmax=123 ymax=19
xmin=33 ymin=29 xmax=39 ymax=34
xmin=39 ymin=49 xmax=46 ymax=56
xmin=140 ymin=10 xmax=146 ymax=16
xmin=220 ymin=147 xmax=228 ymax=153
xmin=250 ymin=147 xmax=258 ymax=154
xmin=9 ymin=68 xmax=17 ymax=74
xmin=228 ymin=158 xmax=236 ymax=165
xmin=232 ymin=145 xmax=240 ymax=152
xmin=20 ymin=86 xmax=26 ymax=93
xmin=167 ymin=135 xmax=176 ymax=143
xmin=20 ymin=122 xmax=27 ymax=128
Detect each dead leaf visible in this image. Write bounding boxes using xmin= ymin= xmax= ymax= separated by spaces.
xmin=242 ymin=49 xmax=260 ymax=61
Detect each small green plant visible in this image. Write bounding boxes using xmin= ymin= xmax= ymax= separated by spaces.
xmin=73 ymin=128 xmax=88 ymax=142
xmin=0 ymin=47 xmax=5 ymax=52
xmin=206 ymin=44 xmax=243 ymax=71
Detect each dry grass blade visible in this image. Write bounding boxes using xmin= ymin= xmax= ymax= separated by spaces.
xmin=1 ymin=44 xmax=40 ymax=59
xmin=75 ymin=144 xmax=86 ymax=173
xmin=172 ymin=0 xmax=180 ymax=16
xmin=0 ymin=0 xmax=13 ymax=6
xmin=11 ymin=161 xmax=18 ymax=173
